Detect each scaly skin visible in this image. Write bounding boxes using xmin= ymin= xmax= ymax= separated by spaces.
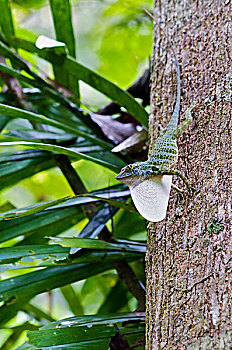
xmin=116 ymin=102 xmax=196 ymax=189
xmin=116 ymin=103 xmax=196 ymax=189
xmin=116 ymin=15 xmax=197 ymax=190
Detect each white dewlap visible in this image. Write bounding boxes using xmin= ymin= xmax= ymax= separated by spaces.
xmin=129 ymin=175 xmax=172 ymax=222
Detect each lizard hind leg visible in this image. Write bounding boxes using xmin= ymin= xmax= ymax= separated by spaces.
xmin=171 ymin=183 xmax=185 ymax=193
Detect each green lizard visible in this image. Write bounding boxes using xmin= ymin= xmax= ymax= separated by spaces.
xmin=116 ymin=11 xmax=197 ymax=222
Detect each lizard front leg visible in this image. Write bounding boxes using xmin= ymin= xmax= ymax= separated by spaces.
xmin=154 ymin=168 xmax=193 ymax=190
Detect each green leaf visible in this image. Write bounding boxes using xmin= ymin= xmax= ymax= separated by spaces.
xmin=0 ymin=244 xmax=70 ymax=265
xmin=1 ymin=36 xmax=148 ymax=126
xmin=1 ymin=322 xmax=38 ymax=350
xmin=0 ymin=0 xmax=14 ymax=37
xmin=0 ymin=141 xmax=120 ymax=172
xmin=26 ymin=313 xmax=145 ymax=348
xmin=0 ymin=263 xmax=114 ymax=305
xmin=0 ymin=38 xmax=30 ymax=72
xmin=0 ymin=190 xmax=132 ymax=221
xmin=0 ymin=251 xmax=141 ymax=316
xmin=60 ymin=285 xmax=83 ymax=316
xmin=0 ymin=206 xmax=83 ymax=244
xmin=0 ymin=156 xmax=55 ymax=189
xmin=28 ymin=325 xmax=143 ymax=348
xmin=0 ymin=92 xmax=10 ymax=131
xmin=0 ymin=103 xmax=112 ymax=149
xmin=0 ymin=114 xmax=9 ymax=131
xmin=0 ymin=249 xmax=141 ymax=271
xmin=0 ymin=136 xmax=126 ymax=168
xmin=0 ymin=186 xmax=129 ymax=243
xmin=49 ymin=0 xmax=76 ymax=58
xmin=50 ymin=237 xmax=146 ymax=253
xmin=16 ymin=343 xmax=35 ymax=350
xmin=49 ymin=0 xmax=79 ymax=96
xmin=4 ymin=129 xmax=77 ymax=141
xmin=0 ymin=63 xmax=88 ymax=128
xmin=35 ymin=313 xmax=145 ymax=329
xmin=0 ymin=201 xmax=16 ymax=212
xmin=74 ymin=193 xmax=136 ymax=212
xmin=70 ymin=251 xmax=142 ymax=267
xmin=22 ymin=303 xmax=56 ymax=323
xmin=98 ymin=280 xmax=131 ymax=314
xmin=0 ymin=196 xmax=72 ymax=220
xmin=0 ymin=149 xmax=50 ymax=163
xmin=0 ymin=257 xmax=142 ymax=326
xmin=0 ymin=140 xmax=125 ymax=188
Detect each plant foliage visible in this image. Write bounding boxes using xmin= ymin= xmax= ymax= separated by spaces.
xmin=0 ymin=0 xmax=151 ymax=348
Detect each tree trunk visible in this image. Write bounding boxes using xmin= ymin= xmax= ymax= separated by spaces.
xmin=146 ymin=1 xmax=231 ymax=349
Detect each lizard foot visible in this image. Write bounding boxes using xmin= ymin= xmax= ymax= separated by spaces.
xmin=171 ymin=183 xmax=185 ymax=193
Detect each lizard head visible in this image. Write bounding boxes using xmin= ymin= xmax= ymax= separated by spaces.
xmin=116 ymin=163 xmax=144 ymax=184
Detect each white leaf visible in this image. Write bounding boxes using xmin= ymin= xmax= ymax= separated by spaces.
xmin=35 ymin=35 xmax=65 ymax=50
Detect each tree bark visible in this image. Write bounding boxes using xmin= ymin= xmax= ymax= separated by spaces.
xmin=146 ymin=1 xmax=231 ymax=349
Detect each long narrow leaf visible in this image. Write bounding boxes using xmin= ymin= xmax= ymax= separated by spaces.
xmin=0 ymin=196 xmax=72 ymax=220
xmin=0 ymin=136 xmax=127 ymax=189
xmin=22 ymin=303 xmax=56 ymax=323
xmin=0 ymin=115 xmax=9 ymax=131
xmin=0 ymin=156 xmax=55 ymax=189
xmin=0 ymin=186 xmax=129 ymax=243
xmin=0 ymin=103 xmax=112 ymax=149
xmin=0 ymin=206 xmax=83 ymax=243
xmin=0 ymin=191 xmax=134 ymax=221
xmin=0 ymin=244 xmax=70 ymax=265
xmin=0 ymin=262 xmax=114 ymax=326
xmin=27 ymin=324 xmax=143 ymax=347
xmin=0 ymin=149 xmax=49 ymax=163
xmin=0 ymin=250 xmax=141 ymax=270
xmin=1 ymin=323 xmax=38 ymax=350
xmin=74 ymin=193 xmax=135 ymax=212
xmin=4 ymin=129 xmax=77 ymax=141
xmin=0 ymin=63 xmax=96 ymax=130
xmin=60 ymin=285 xmax=83 ymax=316
xmin=0 ymin=136 xmax=126 ymax=168
xmin=49 ymin=0 xmax=75 ymax=58
xmin=0 ymin=141 xmax=120 ymax=171
xmin=0 ymin=262 xmax=114 ymax=304
xmin=0 ymin=0 xmax=14 ymax=36
xmin=50 ymin=237 xmax=146 ymax=253
xmin=18 ymin=313 xmax=145 ymax=349
xmin=98 ymin=280 xmax=130 ymax=314
xmin=26 ymin=313 xmax=144 ymax=348
xmin=1 ymin=36 xmax=148 ymax=126
xmin=49 ymin=0 xmax=79 ymax=96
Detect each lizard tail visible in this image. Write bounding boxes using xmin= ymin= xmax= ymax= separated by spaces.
xmin=143 ymin=9 xmax=180 ymax=131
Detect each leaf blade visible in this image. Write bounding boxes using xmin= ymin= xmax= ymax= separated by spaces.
xmin=0 ymin=0 xmax=14 ymax=37
xmin=50 ymin=237 xmax=146 ymax=253
xmin=49 ymin=0 xmax=79 ymax=96
xmin=0 ymin=103 xmax=112 ymax=149
xmin=0 ymin=141 xmax=120 ymax=172
xmin=1 ymin=36 xmax=148 ymax=126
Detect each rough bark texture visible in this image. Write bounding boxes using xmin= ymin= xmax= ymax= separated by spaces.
xmin=146 ymin=1 xmax=231 ymax=349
